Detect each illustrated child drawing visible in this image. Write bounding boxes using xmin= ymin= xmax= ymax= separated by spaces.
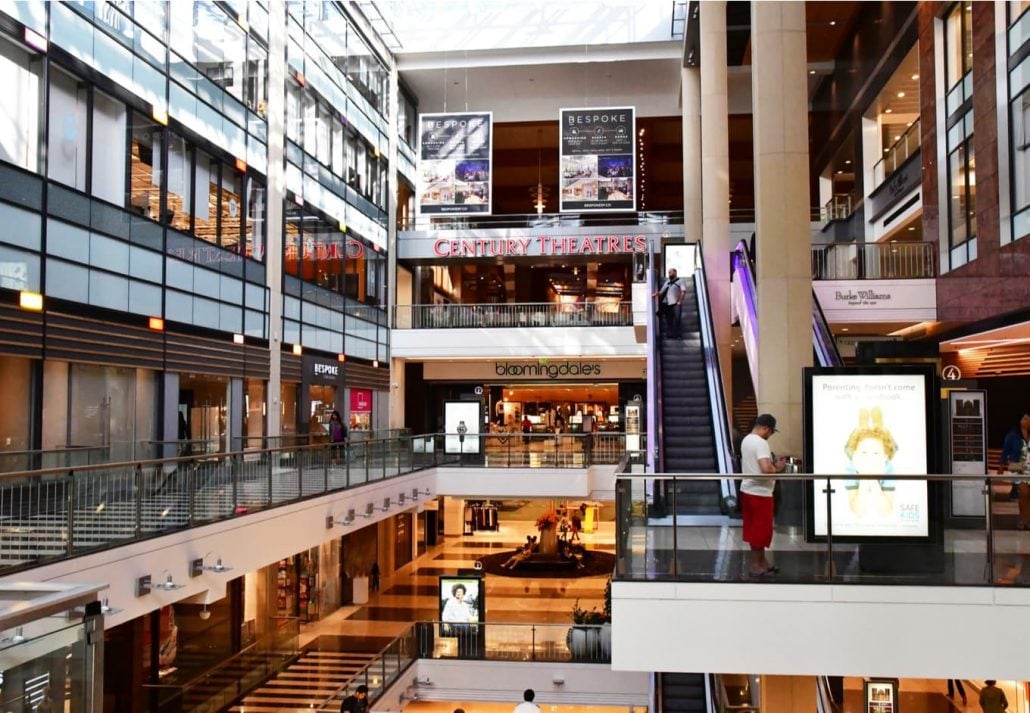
xmin=843 ymin=406 xmax=898 ymax=518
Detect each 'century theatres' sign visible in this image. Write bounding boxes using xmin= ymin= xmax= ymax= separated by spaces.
xmin=433 ymin=234 xmax=647 ymax=258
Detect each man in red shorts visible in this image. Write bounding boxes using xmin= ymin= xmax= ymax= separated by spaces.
xmin=740 ymin=414 xmax=787 ymax=576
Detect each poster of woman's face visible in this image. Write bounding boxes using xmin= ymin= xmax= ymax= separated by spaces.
xmin=810 ymin=372 xmax=929 ymax=538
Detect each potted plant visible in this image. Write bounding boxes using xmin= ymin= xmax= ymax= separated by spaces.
xmin=566 ymin=598 xmax=607 ymax=661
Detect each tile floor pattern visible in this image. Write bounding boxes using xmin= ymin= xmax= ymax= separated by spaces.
xmin=229 ymin=521 xmax=614 ymax=713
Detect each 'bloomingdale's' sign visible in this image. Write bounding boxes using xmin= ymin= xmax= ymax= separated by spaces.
xmin=495 ymin=360 xmax=602 ymax=379
xmin=422 ymin=359 xmax=646 ymax=382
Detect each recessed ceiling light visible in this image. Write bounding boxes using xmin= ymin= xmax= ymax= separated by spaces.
xmin=906 ymin=122 xmax=913 ymax=127
xmin=809 ymin=69 xmax=816 ymax=75
xmin=885 ymin=108 xmax=893 ymax=114
xmin=842 ymin=328 xmax=849 ymax=332
xmin=845 ymin=159 xmax=852 ymax=164
xmin=911 ymin=74 xmax=919 ymax=80
xmin=908 ymin=226 xmax=916 ymax=231
xmin=829 ymin=20 xmax=837 ymax=26
xmin=836 ymin=170 xmax=843 ymax=174
xmin=896 ymin=91 xmax=906 ymax=98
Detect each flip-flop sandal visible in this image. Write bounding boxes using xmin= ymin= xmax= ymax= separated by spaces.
xmin=749 ymin=568 xmax=775 ymax=577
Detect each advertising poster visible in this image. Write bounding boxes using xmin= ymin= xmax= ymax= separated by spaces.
xmin=417 ymin=112 xmax=492 ymax=215
xmin=949 ymin=390 xmax=987 ymax=517
xmin=444 ymin=401 xmax=481 ymax=454
xmin=438 ymin=575 xmax=482 ymax=637
xmin=864 ymin=680 xmax=897 ymax=713
xmin=810 ymin=372 xmax=929 ymax=538
xmin=559 ymin=107 xmax=635 ymax=212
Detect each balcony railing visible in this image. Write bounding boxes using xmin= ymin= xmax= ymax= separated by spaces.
xmin=316 ymin=621 xmax=611 ymax=712
xmin=616 ymin=473 xmax=1029 ymax=587
xmin=399 ymin=210 xmax=683 ymax=231
xmin=811 ymin=241 xmax=936 ymax=280
xmin=873 ymin=118 xmax=921 ymax=187
xmin=142 ymin=616 xmax=300 ymax=713
xmin=820 ymin=194 xmax=853 ymax=223
xmin=0 ymin=433 xmax=640 ymax=576
xmin=394 ymin=302 xmax=633 ymax=329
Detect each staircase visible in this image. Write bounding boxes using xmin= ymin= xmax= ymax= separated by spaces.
xmin=659 ymin=275 xmax=721 ymax=514
xmin=660 ymin=672 xmax=708 ymax=713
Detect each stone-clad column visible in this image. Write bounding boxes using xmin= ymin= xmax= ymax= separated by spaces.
xmin=682 ymin=65 xmax=701 ymax=240
xmin=700 ymin=0 xmax=733 ymax=404
xmin=265 ymin=0 xmax=287 ymax=436
xmin=751 ymin=1 xmax=812 ymax=456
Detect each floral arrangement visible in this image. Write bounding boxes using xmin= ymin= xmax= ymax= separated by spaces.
xmin=535 ymin=509 xmax=559 ymax=531
xmin=570 ymin=599 xmax=607 ymax=625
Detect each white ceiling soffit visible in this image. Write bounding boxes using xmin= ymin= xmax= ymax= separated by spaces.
xmin=940 ymin=320 xmax=1030 ymax=352
xmin=381 ymin=0 xmax=677 ymax=55
xmin=401 ymin=55 xmax=683 ymax=122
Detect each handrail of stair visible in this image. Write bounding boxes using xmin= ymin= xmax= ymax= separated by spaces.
xmin=694 ymin=244 xmax=738 ymax=510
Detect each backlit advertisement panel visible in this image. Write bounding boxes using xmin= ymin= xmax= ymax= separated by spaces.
xmin=559 ymin=107 xmax=635 ymax=212
xmin=418 ymin=112 xmax=492 ymax=215
xmin=808 ymin=370 xmax=930 ymax=538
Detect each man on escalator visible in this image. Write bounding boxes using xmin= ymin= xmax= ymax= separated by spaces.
xmin=654 ymin=268 xmax=685 ymax=339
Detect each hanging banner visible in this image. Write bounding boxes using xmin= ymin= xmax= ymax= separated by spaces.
xmin=559 ymin=106 xmax=635 ymax=212
xmin=417 ymin=112 xmax=492 ymax=215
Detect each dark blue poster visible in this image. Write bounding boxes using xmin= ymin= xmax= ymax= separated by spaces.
xmin=559 ymin=107 xmax=635 ymax=212
xmin=418 ymin=112 xmax=492 ymax=215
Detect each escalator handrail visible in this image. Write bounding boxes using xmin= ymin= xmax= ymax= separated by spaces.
xmin=812 ymin=288 xmax=844 ymax=366
xmin=694 ymin=245 xmax=735 ymax=479
xmin=648 ymin=246 xmax=664 ymax=474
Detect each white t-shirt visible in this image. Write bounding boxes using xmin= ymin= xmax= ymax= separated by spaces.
xmin=514 ymin=703 xmax=541 ymax=713
xmin=740 ymin=432 xmax=774 ymax=497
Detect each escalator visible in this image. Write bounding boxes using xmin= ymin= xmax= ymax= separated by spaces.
xmin=731 ymin=239 xmax=843 ymax=377
xmin=659 ymin=672 xmax=708 ymax=713
xmin=653 ymin=246 xmax=736 ymax=515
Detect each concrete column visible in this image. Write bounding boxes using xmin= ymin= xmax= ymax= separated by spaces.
xmin=751 ymin=0 xmax=812 ymax=456
xmin=699 ymin=0 xmax=733 ymax=406
xmin=265 ymin=0 xmax=287 ymax=437
xmin=443 ymin=496 xmax=465 ymax=537
xmin=389 ymin=358 xmax=405 ymax=428
xmin=759 ymin=675 xmax=817 ymax=712
xmin=681 ymin=66 xmax=701 ymax=240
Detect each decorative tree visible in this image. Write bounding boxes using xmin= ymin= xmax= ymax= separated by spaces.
xmin=535 ymin=509 xmax=559 ymax=555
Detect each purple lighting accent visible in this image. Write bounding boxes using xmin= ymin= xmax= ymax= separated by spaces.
xmin=24 ymin=28 xmax=47 ymax=53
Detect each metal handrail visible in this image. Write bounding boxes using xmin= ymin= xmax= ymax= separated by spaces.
xmin=694 ymin=245 xmax=738 ymax=501
xmin=810 ymin=241 xmax=936 ymax=280
xmin=872 ymin=118 xmax=922 ymax=186
xmin=394 ymin=301 xmax=634 ymax=329
xmin=399 ymin=210 xmax=685 ymax=231
xmin=317 ymin=624 xmax=417 ymax=712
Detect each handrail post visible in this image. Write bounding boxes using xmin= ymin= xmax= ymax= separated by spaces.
xmin=984 ymin=477 xmax=995 ymax=584
xmin=266 ymin=451 xmax=274 ymax=506
xmin=824 ymin=477 xmax=835 ymax=580
xmin=134 ymin=463 xmax=144 ymax=538
xmin=323 ymin=444 xmax=330 ymax=493
xmin=231 ymin=454 xmax=240 ymax=514
xmin=65 ymin=470 xmax=75 ymax=556
xmin=188 ymin=463 xmax=196 ymax=526
xmin=531 ymin=624 xmax=536 ymax=661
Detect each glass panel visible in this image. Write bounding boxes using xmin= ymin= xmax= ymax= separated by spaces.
xmin=220 ymin=165 xmax=243 ymax=252
xmin=129 ymin=113 xmax=162 ymax=221
xmin=245 ymin=176 xmax=266 ymax=261
xmin=166 ymin=133 xmax=193 ymax=231
xmin=194 ymin=149 xmax=218 ymax=244
xmin=0 ymin=35 xmax=42 ymax=172
xmin=92 ymin=88 xmax=128 ymax=205
xmin=48 ymin=68 xmax=88 ymax=191
xmin=949 ymin=144 xmax=969 ymax=248
xmin=966 ymin=142 xmax=976 ymax=239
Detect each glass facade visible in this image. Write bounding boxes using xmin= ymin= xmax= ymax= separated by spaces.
xmin=946 ymin=111 xmax=976 ymax=269
xmin=1009 ymin=3 xmax=1030 ymax=242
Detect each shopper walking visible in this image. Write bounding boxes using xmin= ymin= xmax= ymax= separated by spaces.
xmin=947 ymin=679 xmax=967 ymax=705
xmin=740 ymin=414 xmax=787 ymax=577
xmin=1000 ymin=412 xmax=1030 ymax=529
xmin=513 ymin=689 xmax=540 ymax=713
xmin=340 ymin=685 xmax=368 ymax=713
xmin=979 ymin=680 xmax=1009 ymax=713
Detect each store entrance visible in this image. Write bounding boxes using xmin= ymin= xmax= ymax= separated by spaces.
xmin=488 ymin=383 xmax=625 ymax=434
xmin=179 ymin=374 xmax=229 ymax=454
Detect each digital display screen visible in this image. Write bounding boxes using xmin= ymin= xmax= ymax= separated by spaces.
xmin=810 ymin=372 xmax=929 ymax=538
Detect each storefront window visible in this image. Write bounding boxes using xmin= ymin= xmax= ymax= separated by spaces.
xmin=166 ymin=133 xmax=193 ymax=231
xmin=281 ymin=382 xmax=299 ymax=435
xmin=0 ymin=34 xmax=43 ymax=173
xmin=179 ymin=374 xmax=228 ymax=453
xmin=245 ymin=176 xmax=266 ymax=260
xmin=947 ymin=111 xmax=976 ymax=265
xmin=48 ymin=67 xmax=88 ymax=192
xmin=309 ymin=384 xmax=337 ymax=436
xmin=944 ymin=3 xmax=972 ymax=91
xmin=129 ymin=112 xmax=162 ymax=221
xmin=0 ymin=356 xmax=34 ymax=455
xmin=242 ymin=379 xmax=266 ymax=448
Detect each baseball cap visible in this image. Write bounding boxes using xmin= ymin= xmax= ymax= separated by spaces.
xmin=754 ymin=414 xmax=777 ymax=432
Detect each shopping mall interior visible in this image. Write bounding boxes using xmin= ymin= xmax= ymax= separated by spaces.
xmin=1 ymin=1 xmax=1030 ymax=713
